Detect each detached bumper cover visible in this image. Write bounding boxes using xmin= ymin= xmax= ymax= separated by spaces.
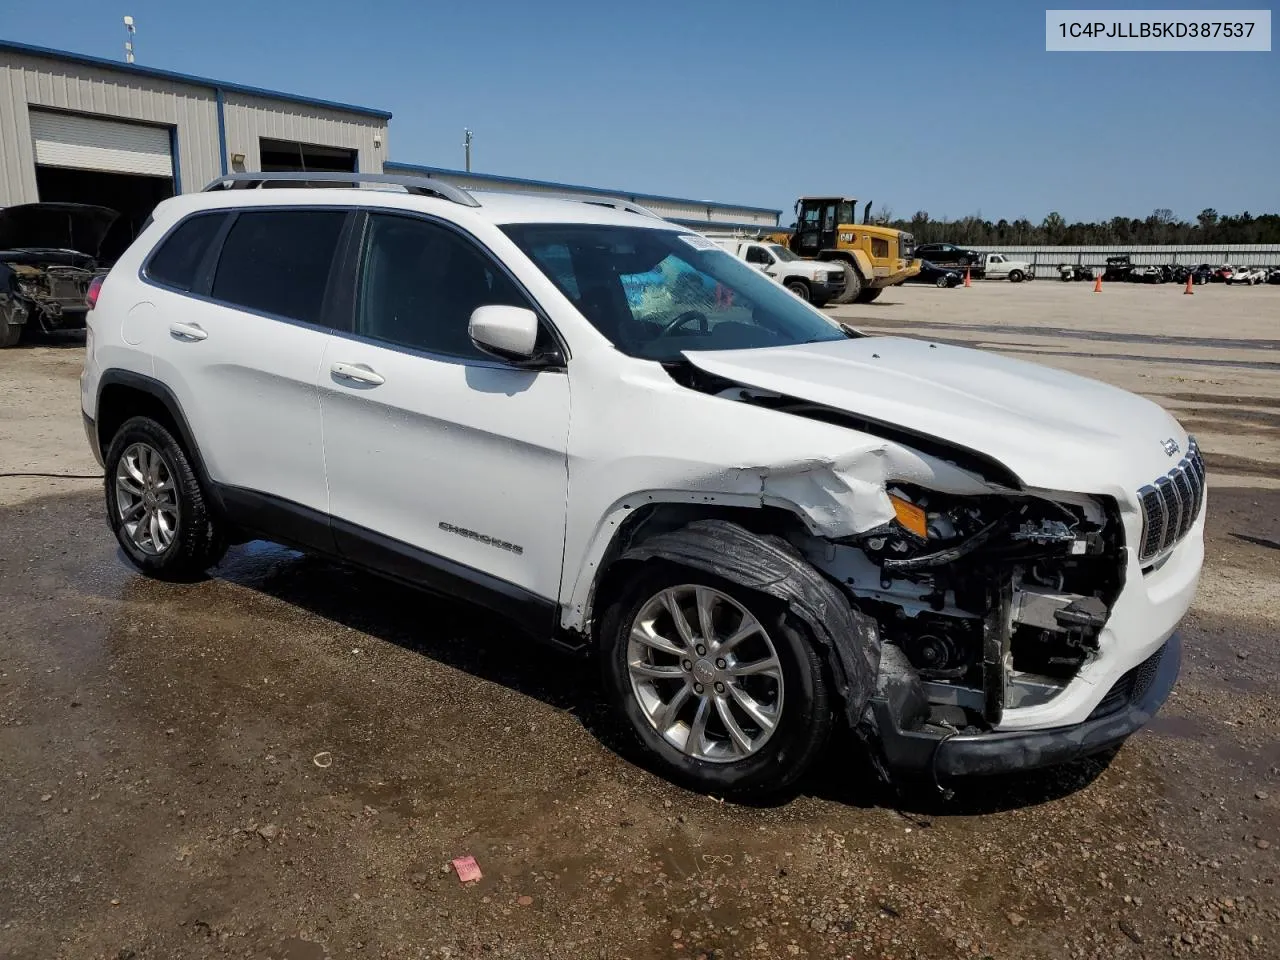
xmin=873 ymin=632 xmax=1181 ymax=778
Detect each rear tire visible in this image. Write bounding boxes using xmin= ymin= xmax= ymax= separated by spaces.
xmin=785 ymin=279 xmax=811 ymax=302
xmin=0 ymin=302 xmax=23 ymax=347
xmin=104 ymin=416 xmax=227 ymax=581
xmin=599 ymin=563 xmax=834 ymax=797
xmin=830 ymin=262 xmax=862 ymax=304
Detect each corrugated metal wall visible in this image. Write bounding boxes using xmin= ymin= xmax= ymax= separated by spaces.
xmin=388 ymin=165 xmax=780 ymax=228
xmin=983 ymin=244 xmax=1280 ymax=277
xmin=0 ymin=49 xmax=390 ymax=205
xmin=222 ymin=92 xmax=386 ymax=177
xmin=0 ymin=50 xmax=220 ymax=204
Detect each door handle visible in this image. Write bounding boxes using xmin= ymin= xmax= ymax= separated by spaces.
xmin=169 ymin=322 xmax=208 ymax=342
xmin=330 ymin=362 xmax=385 ymax=386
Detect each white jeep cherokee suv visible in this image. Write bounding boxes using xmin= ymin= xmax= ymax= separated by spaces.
xmin=81 ymin=173 xmax=1203 ymax=796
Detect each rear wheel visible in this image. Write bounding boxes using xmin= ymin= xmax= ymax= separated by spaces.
xmin=104 ymin=416 xmax=227 ymax=580
xmin=0 ymin=302 xmax=23 ymax=348
xmin=785 ymin=279 xmax=811 ymax=302
xmin=600 ymin=565 xmax=833 ymax=796
xmin=830 ymin=262 xmax=862 ymax=304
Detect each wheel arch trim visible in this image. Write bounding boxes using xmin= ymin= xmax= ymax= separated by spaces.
xmin=95 ymin=369 xmax=224 ymax=514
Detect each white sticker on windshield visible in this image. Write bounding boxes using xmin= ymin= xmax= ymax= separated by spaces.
xmin=677 ymin=234 xmax=718 ymax=252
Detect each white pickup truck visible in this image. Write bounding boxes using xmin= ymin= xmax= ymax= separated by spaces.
xmin=974 ymin=252 xmax=1035 ymax=282
xmin=713 ymin=239 xmax=846 ymax=306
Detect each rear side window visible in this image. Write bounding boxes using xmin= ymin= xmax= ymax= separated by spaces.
xmin=146 ymin=213 xmax=227 ymax=292
xmin=211 ymin=210 xmax=346 ymax=325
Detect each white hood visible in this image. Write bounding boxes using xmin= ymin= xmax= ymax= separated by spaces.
xmin=684 ymin=336 xmax=1188 ymax=496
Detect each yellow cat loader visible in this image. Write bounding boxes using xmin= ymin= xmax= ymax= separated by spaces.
xmin=769 ymin=197 xmax=920 ymax=304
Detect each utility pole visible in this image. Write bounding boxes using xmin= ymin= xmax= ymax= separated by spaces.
xmin=463 ymin=128 xmax=473 ymax=173
xmin=123 ymin=16 xmax=136 ymax=63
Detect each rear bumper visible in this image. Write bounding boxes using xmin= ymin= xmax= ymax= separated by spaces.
xmin=872 ymin=632 xmax=1181 ymax=778
xmin=82 ymin=412 xmax=104 ymax=468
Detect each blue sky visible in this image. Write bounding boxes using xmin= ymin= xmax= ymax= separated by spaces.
xmin=3 ymin=1 xmax=1276 ymax=223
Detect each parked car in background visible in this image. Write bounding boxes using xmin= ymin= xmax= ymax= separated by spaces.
xmin=914 ymin=243 xmax=982 ymax=267
xmin=972 ymin=252 xmax=1034 ymax=282
xmin=1130 ymin=265 xmax=1164 ymax=284
xmin=1178 ymin=264 xmax=1214 ymax=285
xmin=1267 ymin=267 xmax=1280 ymax=285
xmin=1210 ymin=265 xmax=1234 ymax=283
xmin=906 ymin=260 xmax=962 ymax=287
xmin=1058 ymin=263 xmax=1094 ymax=281
xmin=0 ymin=202 xmax=117 ymax=347
xmin=1227 ymin=266 xmax=1265 ymax=285
xmin=1102 ymin=256 xmax=1135 ymax=283
xmin=711 ymin=238 xmax=845 ymax=306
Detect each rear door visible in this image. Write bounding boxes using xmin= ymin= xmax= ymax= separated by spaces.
xmin=146 ymin=206 xmax=350 ymax=533
xmin=318 ymin=211 xmax=570 ymax=614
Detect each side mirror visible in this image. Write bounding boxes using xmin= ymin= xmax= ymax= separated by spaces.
xmin=469 ymin=305 xmax=540 ymax=362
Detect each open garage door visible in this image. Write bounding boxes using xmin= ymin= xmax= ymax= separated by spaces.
xmin=29 ymin=111 xmax=175 ymax=263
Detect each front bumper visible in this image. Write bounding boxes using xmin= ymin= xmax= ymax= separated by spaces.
xmin=872 ymin=632 xmax=1181 ymax=778
xmin=810 ymin=277 xmax=845 ymax=301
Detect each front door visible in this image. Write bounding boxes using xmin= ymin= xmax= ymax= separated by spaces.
xmin=318 ymin=212 xmax=570 ymax=620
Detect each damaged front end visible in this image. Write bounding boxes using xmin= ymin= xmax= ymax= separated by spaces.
xmin=803 ymin=484 xmax=1136 ymax=779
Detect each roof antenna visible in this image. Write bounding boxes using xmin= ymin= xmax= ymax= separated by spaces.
xmin=123 ymin=16 xmax=136 ymax=63
xmin=463 ymin=128 xmax=473 ymax=173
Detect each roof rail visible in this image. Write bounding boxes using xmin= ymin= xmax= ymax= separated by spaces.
xmin=200 ymin=171 xmax=481 ymax=207
xmin=521 ymin=194 xmax=663 ymax=220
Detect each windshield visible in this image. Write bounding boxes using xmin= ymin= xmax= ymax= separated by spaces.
xmin=502 ymin=224 xmax=847 ymax=362
xmin=767 ymin=243 xmax=799 ymax=262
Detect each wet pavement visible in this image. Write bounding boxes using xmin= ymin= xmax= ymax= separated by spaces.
xmin=1 ymin=487 xmax=1276 ymax=960
xmin=3 ymin=284 xmax=1279 ymax=958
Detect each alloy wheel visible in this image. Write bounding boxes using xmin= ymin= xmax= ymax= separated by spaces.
xmin=626 ymin=584 xmax=784 ymax=763
xmin=114 ymin=442 xmax=179 ymax=555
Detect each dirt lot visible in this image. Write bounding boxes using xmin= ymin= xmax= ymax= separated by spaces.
xmin=1 ymin=282 xmax=1277 ymax=960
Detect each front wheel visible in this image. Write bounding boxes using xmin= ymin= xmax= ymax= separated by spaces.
xmin=1008 ymin=269 xmax=1025 ymax=283
xmin=104 ymin=416 xmax=227 ymax=580
xmin=600 ymin=566 xmax=833 ymax=796
xmin=785 ymin=279 xmax=811 ymax=302
xmin=937 ymin=276 xmax=951 ymax=288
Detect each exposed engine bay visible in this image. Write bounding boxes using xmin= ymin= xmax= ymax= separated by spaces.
xmin=662 ymin=361 xmax=1130 ymax=735
xmin=810 ymin=483 xmax=1124 ymax=730
xmin=1 ymin=260 xmax=101 ymax=331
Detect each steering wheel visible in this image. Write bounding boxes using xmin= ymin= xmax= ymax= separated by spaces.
xmin=656 ymin=310 xmax=709 ymax=338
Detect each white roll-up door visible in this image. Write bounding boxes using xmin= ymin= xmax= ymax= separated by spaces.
xmin=30 ymin=111 xmax=173 ymax=177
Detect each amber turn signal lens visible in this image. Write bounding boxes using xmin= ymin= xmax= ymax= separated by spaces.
xmin=889 ymin=494 xmax=928 ymax=539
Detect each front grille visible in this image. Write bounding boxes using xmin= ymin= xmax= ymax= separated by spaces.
xmin=1137 ymin=437 xmax=1204 ymax=563
xmin=1086 ymin=642 xmax=1167 ymax=721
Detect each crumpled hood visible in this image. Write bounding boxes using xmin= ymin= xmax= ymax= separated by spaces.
xmin=683 ymin=335 xmax=1188 ymax=496
xmin=0 ymin=203 xmax=118 ymax=258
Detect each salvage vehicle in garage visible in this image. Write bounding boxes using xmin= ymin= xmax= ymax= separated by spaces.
xmin=0 ymin=202 xmax=116 ymax=347
xmin=1057 ymin=263 xmax=1094 ymax=281
xmin=81 ymin=173 xmax=1200 ymax=795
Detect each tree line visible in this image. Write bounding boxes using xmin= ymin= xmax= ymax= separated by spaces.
xmin=868 ymin=208 xmax=1280 ymax=246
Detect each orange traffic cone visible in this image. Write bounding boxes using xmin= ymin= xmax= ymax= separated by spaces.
xmin=1183 ymin=274 xmax=1194 ymax=295
xmin=1093 ymin=274 xmax=1103 ymax=293
xmin=964 ymin=265 xmax=972 ymax=288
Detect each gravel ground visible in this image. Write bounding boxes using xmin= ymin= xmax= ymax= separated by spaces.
xmin=0 ymin=282 xmax=1276 ymax=959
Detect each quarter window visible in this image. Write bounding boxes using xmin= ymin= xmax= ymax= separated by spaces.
xmin=210 ymin=209 xmax=346 ymax=325
xmin=356 ymin=213 xmax=530 ymax=359
xmin=146 ymin=213 xmax=227 ymax=292
xmin=871 ymin=237 xmax=890 ymax=258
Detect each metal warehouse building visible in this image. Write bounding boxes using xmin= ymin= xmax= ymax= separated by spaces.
xmin=385 ymin=161 xmax=782 ymax=232
xmin=0 ymin=39 xmax=780 ymax=261
xmin=0 ymin=40 xmax=390 ymax=260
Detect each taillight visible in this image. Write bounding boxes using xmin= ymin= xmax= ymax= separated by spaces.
xmin=86 ymin=275 xmax=104 ymax=310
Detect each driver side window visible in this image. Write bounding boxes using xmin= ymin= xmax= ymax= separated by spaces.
xmin=356 ymin=213 xmax=531 ymax=360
